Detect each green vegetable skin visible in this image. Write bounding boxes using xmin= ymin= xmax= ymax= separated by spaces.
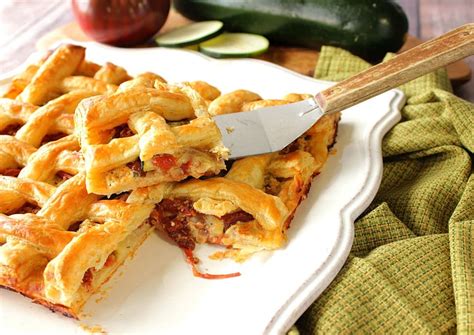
xmin=173 ymin=0 xmax=409 ymax=61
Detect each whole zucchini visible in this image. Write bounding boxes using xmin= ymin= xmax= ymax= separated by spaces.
xmin=173 ymin=0 xmax=409 ymax=61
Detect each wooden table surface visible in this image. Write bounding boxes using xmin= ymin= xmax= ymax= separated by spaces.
xmin=0 ymin=0 xmax=473 ymax=101
xmin=397 ymin=0 xmax=474 ymax=100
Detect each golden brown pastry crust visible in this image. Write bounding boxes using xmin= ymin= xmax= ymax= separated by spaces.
xmin=208 ymin=89 xmax=261 ymax=115
xmin=59 ymin=76 xmax=117 ymax=95
xmin=18 ymin=135 xmax=83 ymax=183
xmin=76 ymin=86 xmax=228 ymax=195
xmin=0 ymin=135 xmax=36 ymax=172
xmin=18 ymin=44 xmax=86 ymax=106
xmin=0 ymin=174 xmax=154 ymax=317
xmin=2 ymin=63 xmax=42 ymax=100
xmin=0 ymin=98 xmax=38 ymax=132
xmin=93 ymin=62 xmax=132 ymax=85
xmin=15 ymin=90 xmax=96 ymax=147
xmin=0 ymin=176 xmax=55 ymax=213
xmin=0 ymin=45 xmax=159 ymax=317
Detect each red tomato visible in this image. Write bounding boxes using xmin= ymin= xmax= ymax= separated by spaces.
xmin=180 ymin=160 xmax=192 ymax=174
xmin=152 ymin=154 xmax=176 ymax=172
xmin=71 ymin=0 xmax=170 ymax=46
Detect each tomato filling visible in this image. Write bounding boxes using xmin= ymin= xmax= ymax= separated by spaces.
xmin=127 ymin=154 xmax=193 ymax=178
xmin=114 ymin=126 xmax=194 ymax=177
xmin=1 ymin=124 xmax=21 ymax=136
xmin=82 ymin=269 xmax=93 ymax=289
xmin=56 ymin=171 xmax=73 ymax=181
xmin=183 ymin=249 xmax=240 ymax=280
xmin=40 ymin=133 xmax=66 ymax=145
xmin=127 ymin=159 xmax=145 ymax=177
xmin=113 ymin=124 xmax=134 ymax=138
xmin=149 ymin=198 xmax=244 ymax=279
xmin=104 ymin=252 xmax=117 ymax=267
xmin=221 ymin=211 xmax=254 ymax=232
xmin=152 ymin=154 xmax=177 ymax=172
xmin=151 ymin=198 xmax=254 ymax=250
xmin=1 ymin=168 xmax=21 ymax=177
xmin=16 ymin=203 xmax=40 ymax=214
xmin=151 ymin=199 xmax=197 ymax=250
xmin=181 ymin=160 xmax=192 ymax=174
xmin=152 ymin=154 xmax=193 ymax=175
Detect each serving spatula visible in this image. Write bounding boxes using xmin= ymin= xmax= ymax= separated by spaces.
xmin=214 ymin=24 xmax=474 ymax=159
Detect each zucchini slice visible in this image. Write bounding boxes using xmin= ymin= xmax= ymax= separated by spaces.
xmin=155 ymin=20 xmax=224 ymax=47
xmin=199 ymin=33 xmax=269 ymax=58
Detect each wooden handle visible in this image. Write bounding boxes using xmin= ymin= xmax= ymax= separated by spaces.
xmin=315 ymin=23 xmax=474 ymax=114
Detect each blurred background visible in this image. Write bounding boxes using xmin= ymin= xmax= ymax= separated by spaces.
xmin=0 ymin=0 xmax=472 ymax=100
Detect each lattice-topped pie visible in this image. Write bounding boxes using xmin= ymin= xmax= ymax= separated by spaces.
xmin=0 ymin=43 xmax=339 ymax=316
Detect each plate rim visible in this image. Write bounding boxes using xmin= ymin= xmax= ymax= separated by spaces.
xmin=267 ymin=88 xmax=405 ymax=334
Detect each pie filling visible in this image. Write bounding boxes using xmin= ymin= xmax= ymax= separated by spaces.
xmin=113 ymin=124 xmax=134 ymax=138
xmin=150 ymin=198 xmax=254 ymax=251
xmin=125 ymin=153 xmax=199 ymax=180
xmin=148 ymin=154 xmax=192 ymax=174
xmin=76 ymin=216 xmax=152 ymax=292
xmin=51 ymin=171 xmax=74 ymax=185
xmin=1 ymin=124 xmax=21 ymax=136
xmin=106 ymin=192 xmax=130 ymax=202
xmin=40 ymin=133 xmax=68 ymax=145
xmin=113 ymin=125 xmax=221 ymax=180
xmin=1 ymin=168 xmax=21 ymax=177
xmin=264 ymin=175 xmax=284 ymax=196
xmin=148 ymin=198 xmax=256 ymax=279
xmin=16 ymin=203 xmax=41 ymax=214
xmin=81 ymin=251 xmax=117 ymax=290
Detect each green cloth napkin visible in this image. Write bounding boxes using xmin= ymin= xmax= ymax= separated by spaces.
xmin=292 ymin=46 xmax=474 ymax=334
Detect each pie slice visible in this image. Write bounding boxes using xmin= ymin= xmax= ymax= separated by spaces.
xmin=75 ymin=80 xmax=229 ymax=196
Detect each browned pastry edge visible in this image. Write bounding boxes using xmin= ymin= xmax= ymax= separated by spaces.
xmin=0 ymin=284 xmax=77 ymax=319
xmin=0 ymin=222 xmax=154 ymax=319
xmin=284 ymin=114 xmax=340 ymax=230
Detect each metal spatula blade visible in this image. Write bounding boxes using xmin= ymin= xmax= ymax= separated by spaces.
xmin=213 ymin=98 xmax=322 ymax=159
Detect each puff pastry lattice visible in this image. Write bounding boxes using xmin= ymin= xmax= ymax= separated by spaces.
xmin=0 ymin=44 xmax=339 ymax=317
xmin=75 ymin=76 xmax=228 ymax=195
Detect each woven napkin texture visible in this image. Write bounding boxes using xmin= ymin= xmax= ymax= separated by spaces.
xmin=292 ymin=46 xmax=474 ymax=334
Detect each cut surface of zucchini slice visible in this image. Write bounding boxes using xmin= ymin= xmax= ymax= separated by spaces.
xmin=155 ymin=20 xmax=224 ymax=47
xmin=199 ymin=33 xmax=269 ymax=58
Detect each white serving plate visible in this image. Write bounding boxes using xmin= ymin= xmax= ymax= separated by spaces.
xmin=0 ymin=42 xmax=404 ymax=335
